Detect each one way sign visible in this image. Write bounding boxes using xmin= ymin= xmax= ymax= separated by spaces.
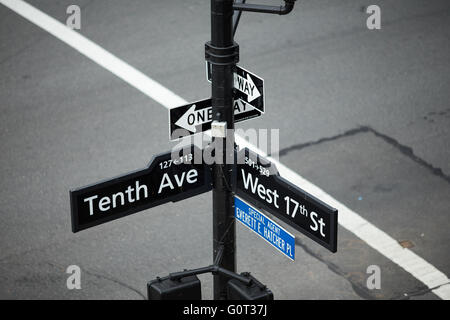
xmin=233 ymin=66 xmax=264 ymax=114
xmin=169 ymin=98 xmax=260 ymax=140
xmin=170 ymin=64 xmax=265 ymax=140
xmin=207 ymin=63 xmax=265 ymax=114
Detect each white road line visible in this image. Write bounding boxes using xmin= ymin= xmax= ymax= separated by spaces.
xmin=2 ymin=0 xmax=449 ymax=300
xmin=0 ymin=0 xmax=186 ymax=109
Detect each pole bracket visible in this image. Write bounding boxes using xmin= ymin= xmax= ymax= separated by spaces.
xmin=205 ymin=41 xmax=239 ymax=66
xmin=168 ymin=245 xmax=252 ymax=286
xmin=233 ymin=0 xmax=297 ymax=15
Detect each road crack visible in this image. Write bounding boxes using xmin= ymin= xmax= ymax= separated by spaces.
xmin=276 ymin=125 xmax=450 ymax=184
xmin=294 ymin=237 xmax=376 ymax=300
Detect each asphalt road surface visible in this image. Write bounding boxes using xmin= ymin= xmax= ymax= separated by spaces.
xmin=0 ymin=0 xmax=449 ymax=299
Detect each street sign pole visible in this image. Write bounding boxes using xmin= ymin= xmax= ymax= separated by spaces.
xmin=207 ymin=0 xmax=239 ymax=300
xmin=71 ymin=0 xmax=314 ymax=301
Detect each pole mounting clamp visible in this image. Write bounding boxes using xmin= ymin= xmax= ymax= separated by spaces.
xmin=205 ymin=41 xmax=239 ymax=66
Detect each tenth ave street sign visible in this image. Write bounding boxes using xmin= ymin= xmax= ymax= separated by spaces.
xmin=70 ymin=145 xmax=211 ymax=232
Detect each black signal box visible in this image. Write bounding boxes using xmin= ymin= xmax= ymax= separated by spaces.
xmin=147 ymin=275 xmax=201 ymax=300
xmin=227 ymin=273 xmax=273 ymax=300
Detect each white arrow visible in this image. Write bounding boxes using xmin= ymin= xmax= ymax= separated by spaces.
xmin=175 ymin=104 xmax=212 ymax=133
xmin=234 ymin=73 xmax=261 ymax=103
xmin=234 ymin=99 xmax=255 ymax=115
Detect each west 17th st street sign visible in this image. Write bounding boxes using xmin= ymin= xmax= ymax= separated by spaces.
xmin=234 ymin=148 xmax=338 ymax=252
xmin=70 ymin=145 xmax=211 ymax=232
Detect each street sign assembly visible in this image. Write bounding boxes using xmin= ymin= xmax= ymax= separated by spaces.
xmin=169 ymin=64 xmax=264 ymax=140
xmin=234 ymin=148 xmax=338 ymax=252
xmin=235 ymin=196 xmax=296 ymax=260
xmin=70 ymin=145 xmax=211 ymax=232
xmin=69 ymin=0 xmax=337 ymax=301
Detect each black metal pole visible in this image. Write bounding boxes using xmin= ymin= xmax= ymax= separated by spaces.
xmin=208 ymin=0 xmax=238 ymax=300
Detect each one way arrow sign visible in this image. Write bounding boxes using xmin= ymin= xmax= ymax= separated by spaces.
xmin=207 ymin=63 xmax=265 ymax=114
xmin=234 ymin=72 xmax=261 ymax=103
xmin=175 ymin=104 xmax=211 ymax=133
xmin=169 ymin=98 xmax=261 ymax=140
